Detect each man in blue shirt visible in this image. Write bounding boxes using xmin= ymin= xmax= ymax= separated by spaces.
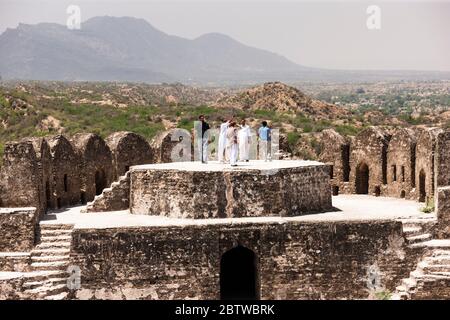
xmin=258 ymin=121 xmax=271 ymax=161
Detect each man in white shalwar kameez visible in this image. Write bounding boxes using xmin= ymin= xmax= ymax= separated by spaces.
xmin=226 ymin=121 xmax=239 ymax=167
xmin=218 ymin=118 xmax=230 ymax=163
xmin=238 ymin=119 xmax=251 ymax=162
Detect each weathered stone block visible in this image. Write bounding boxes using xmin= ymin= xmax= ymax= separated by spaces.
xmin=0 ymin=208 xmax=37 ymax=252
xmin=129 ymin=161 xmax=332 ymax=218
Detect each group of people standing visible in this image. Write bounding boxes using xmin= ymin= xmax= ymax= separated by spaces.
xmin=198 ymin=114 xmax=272 ymax=166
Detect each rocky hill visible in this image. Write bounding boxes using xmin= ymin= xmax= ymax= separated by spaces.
xmin=214 ymin=82 xmax=349 ymax=119
xmin=2 ymin=80 xmax=448 ymax=162
xmin=0 ymin=16 xmax=306 ymax=84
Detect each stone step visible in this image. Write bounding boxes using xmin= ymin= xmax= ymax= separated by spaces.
xmin=430 ymin=249 xmax=450 ymax=257
xmin=422 ymin=264 xmax=450 ymax=273
xmin=427 ymin=271 xmax=450 ymax=278
xmin=31 ymin=255 xmax=69 ymax=263
xmin=24 ymin=283 xmax=67 ymax=298
xmin=395 ymin=285 xmax=406 ymax=292
xmin=36 ymin=242 xmax=71 ymax=250
xmin=411 ymin=239 xmax=450 ymax=249
xmin=391 ymin=292 xmax=408 ymax=300
xmin=400 ymin=218 xmax=437 ymax=227
xmin=44 ymin=292 xmax=68 ymax=300
xmin=0 ymin=252 xmax=30 ymax=258
xmin=413 ymin=273 xmax=450 ymax=283
xmin=40 ymin=235 xmax=72 ymax=242
xmin=23 ymin=277 xmax=67 ymax=290
xmin=425 ymin=257 xmax=450 ymax=267
xmin=30 ymin=261 xmax=69 ymax=271
xmin=407 ymin=233 xmax=432 ymax=244
xmin=403 ymin=226 xmax=422 ymax=235
xmin=39 ymin=224 xmax=74 ymax=230
xmin=25 ymin=270 xmax=67 ymax=280
xmin=401 ymin=277 xmax=417 ymax=289
xmin=40 ymin=229 xmax=73 ymax=237
xmin=32 ymin=248 xmax=71 ymax=257
xmin=410 ymin=269 xmax=424 ymax=279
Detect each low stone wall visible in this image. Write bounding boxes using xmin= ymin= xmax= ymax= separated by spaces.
xmin=0 ymin=208 xmax=37 ymax=252
xmin=130 ymin=162 xmax=332 ymax=218
xmin=0 ymin=253 xmax=31 ymax=272
xmin=70 ymin=219 xmax=421 ymax=300
xmin=0 ymin=276 xmax=25 ymax=300
xmin=436 ymin=186 xmax=450 ymax=238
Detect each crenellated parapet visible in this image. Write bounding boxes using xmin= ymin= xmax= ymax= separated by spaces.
xmin=0 ymin=131 xmax=156 ymax=213
xmin=319 ymin=126 xmax=450 ymax=204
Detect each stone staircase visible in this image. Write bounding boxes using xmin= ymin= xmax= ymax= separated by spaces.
xmin=392 ymin=214 xmax=450 ymax=299
xmin=22 ymin=223 xmax=74 ymax=300
xmin=401 ymin=217 xmax=435 ymax=245
xmin=85 ymin=171 xmax=130 ymax=212
xmin=393 ymin=241 xmax=450 ymax=299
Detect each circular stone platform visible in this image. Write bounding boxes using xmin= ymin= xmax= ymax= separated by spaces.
xmin=129 ymin=160 xmax=332 ymax=219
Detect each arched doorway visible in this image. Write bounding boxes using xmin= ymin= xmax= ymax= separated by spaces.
xmin=95 ymin=169 xmax=107 ymax=196
xmin=63 ymin=174 xmax=69 ymax=193
xmin=355 ymin=162 xmax=369 ymax=194
xmin=419 ymin=169 xmax=426 ymax=202
xmin=220 ymin=245 xmax=258 ymax=300
xmin=45 ymin=180 xmax=51 ymax=211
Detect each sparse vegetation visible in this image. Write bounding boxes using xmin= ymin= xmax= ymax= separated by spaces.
xmin=0 ymin=79 xmax=449 ymax=162
xmin=287 ymin=131 xmax=300 ymax=146
xmin=375 ymin=290 xmax=392 ymax=300
xmin=420 ymin=198 xmax=435 ymax=213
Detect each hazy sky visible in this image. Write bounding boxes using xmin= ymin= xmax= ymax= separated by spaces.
xmin=1 ymin=0 xmax=449 ymax=71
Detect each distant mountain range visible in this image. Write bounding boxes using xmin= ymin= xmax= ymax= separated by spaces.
xmin=0 ymin=16 xmax=449 ymax=84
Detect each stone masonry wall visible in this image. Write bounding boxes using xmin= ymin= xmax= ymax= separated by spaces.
xmin=414 ymin=128 xmax=441 ymax=202
xmin=71 ymin=133 xmax=114 ymax=203
xmin=349 ymin=127 xmax=390 ymax=196
xmin=47 ymin=135 xmax=81 ymax=209
xmin=70 ymin=219 xmax=420 ymax=300
xmin=434 ymin=131 xmax=450 ymax=188
xmin=0 ymin=208 xmax=37 ymax=252
xmin=386 ymin=128 xmax=416 ymax=199
xmin=28 ymin=137 xmax=52 ymax=216
xmin=436 ymin=187 xmax=450 ymax=238
xmin=106 ymin=132 xmax=153 ymax=180
xmin=318 ymin=126 xmax=450 ymax=205
xmin=0 ymin=132 xmax=155 ymax=213
xmin=130 ymin=165 xmax=332 ymax=218
xmin=433 ymin=131 xmax=450 ymax=238
xmin=0 ymin=141 xmax=43 ymax=213
xmin=319 ymin=129 xmax=351 ymax=195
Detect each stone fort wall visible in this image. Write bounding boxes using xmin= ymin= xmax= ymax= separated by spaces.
xmin=70 ymin=219 xmax=421 ymax=300
xmin=319 ymin=126 xmax=450 ymax=204
xmin=0 ymin=131 xmax=153 ymax=216
xmin=4 ymin=125 xmax=450 ymax=214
